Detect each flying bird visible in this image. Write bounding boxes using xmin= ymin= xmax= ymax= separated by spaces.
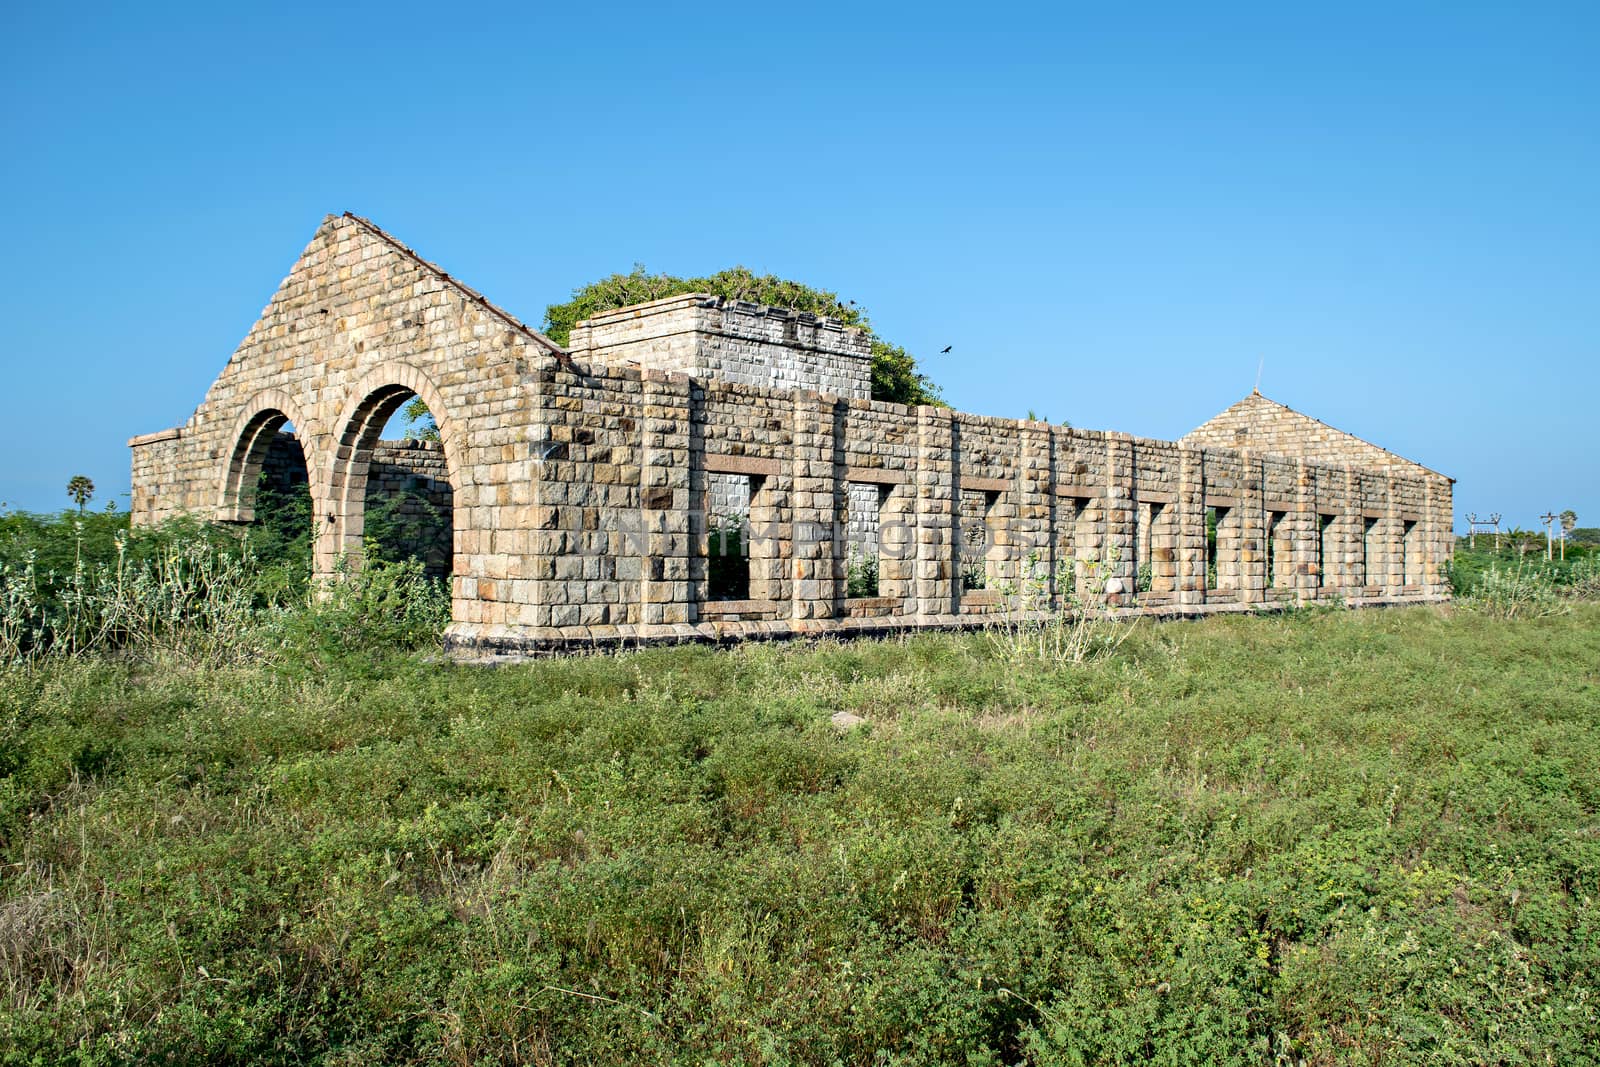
xmin=940 ymin=345 xmax=952 ymax=354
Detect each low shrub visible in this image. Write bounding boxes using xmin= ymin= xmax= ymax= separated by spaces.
xmin=1468 ymin=560 xmax=1568 ymax=620
xmin=1567 ymin=557 xmax=1600 ymax=600
xmin=986 ymin=548 xmax=1135 ymax=667
xmin=0 ymin=529 xmax=259 ymax=666
xmin=269 ymin=554 xmax=451 ymax=674
xmin=1448 ymin=545 xmax=1600 ymax=618
xmin=0 ymin=509 xmax=448 ymax=668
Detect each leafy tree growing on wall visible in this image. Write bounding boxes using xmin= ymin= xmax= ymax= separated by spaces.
xmin=543 ymin=266 xmax=946 ymax=407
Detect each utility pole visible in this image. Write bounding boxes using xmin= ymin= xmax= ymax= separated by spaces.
xmin=1465 ymin=512 xmax=1502 ymax=551
xmin=1540 ymin=512 xmax=1557 ymax=561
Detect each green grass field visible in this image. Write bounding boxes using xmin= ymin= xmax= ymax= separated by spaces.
xmin=2 ymin=603 xmax=1597 ymax=1065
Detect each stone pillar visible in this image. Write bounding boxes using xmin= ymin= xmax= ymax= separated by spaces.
xmin=638 ymin=370 xmax=694 ymax=628
xmin=1295 ymin=458 xmax=1317 ymax=603
xmin=1018 ymin=421 xmax=1054 ymax=603
xmin=878 ymin=480 xmax=914 ymax=608
xmin=1104 ymin=433 xmax=1135 ymax=602
xmin=1383 ymin=477 xmax=1402 ymax=597
xmin=1177 ymin=446 xmax=1206 ymax=607
xmin=1239 ymin=455 xmax=1265 ymax=604
xmin=1342 ymin=466 xmax=1360 ymax=594
xmin=790 ymin=392 xmax=842 ymax=623
xmin=914 ymin=406 xmax=957 ymax=617
xmin=748 ymin=473 xmax=789 ymax=604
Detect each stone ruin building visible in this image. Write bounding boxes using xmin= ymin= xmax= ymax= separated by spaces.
xmin=129 ymin=214 xmax=1454 ymax=653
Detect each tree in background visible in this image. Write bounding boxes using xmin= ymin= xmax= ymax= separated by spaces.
xmin=1560 ymin=509 xmax=1577 ymax=560
xmin=543 ymin=266 xmax=945 ymax=407
xmin=1025 ymin=409 xmax=1073 ymax=428
xmin=66 ymin=475 xmax=94 ymax=513
xmin=400 ymin=397 xmax=440 ymax=442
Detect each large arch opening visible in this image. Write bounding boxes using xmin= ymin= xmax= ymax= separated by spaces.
xmin=325 ymin=382 xmax=455 ymax=581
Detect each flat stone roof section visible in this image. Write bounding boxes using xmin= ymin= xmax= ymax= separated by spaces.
xmin=567 ymin=292 xmax=873 ymax=400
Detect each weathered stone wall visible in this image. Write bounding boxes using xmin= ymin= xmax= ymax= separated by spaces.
xmin=510 ymin=358 xmax=1453 ymax=648
xmin=131 ymin=213 xmax=1455 ymax=655
xmin=363 ymin=440 xmax=453 ymax=576
xmin=1183 ymin=391 xmax=1442 ymax=478
xmin=710 ymin=476 xmax=881 ymax=567
xmin=258 ymin=432 xmax=308 ymax=492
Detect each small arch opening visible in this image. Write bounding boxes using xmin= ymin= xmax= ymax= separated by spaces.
xmin=250 ymin=421 xmax=313 ymax=586
xmin=222 ymin=409 xmax=314 ymax=592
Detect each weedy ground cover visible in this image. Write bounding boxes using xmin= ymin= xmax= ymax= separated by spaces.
xmin=2 ymin=599 xmax=1596 ymax=1065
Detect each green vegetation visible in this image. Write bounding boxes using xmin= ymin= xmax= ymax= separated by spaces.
xmin=65 ymin=476 xmax=95 ymax=514
xmin=399 ymin=396 xmax=441 ymax=442
xmin=0 ymin=498 xmax=447 ymax=664
xmin=846 ymin=553 xmax=880 ymax=599
xmin=1447 ymin=539 xmax=1598 ymax=618
xmin=542 ymin=266 xmax=945 ymax=407
xmin=2 ymin=508 xmax=1598 ymax=1063
xmin=706 ymin=515 xmax=749 ymax=602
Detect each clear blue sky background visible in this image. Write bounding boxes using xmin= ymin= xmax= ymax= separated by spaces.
xmin=2 ymin=1 xmax=1595 ymax=532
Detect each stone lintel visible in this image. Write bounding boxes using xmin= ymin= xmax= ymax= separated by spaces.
xmin=1054 ymin=483 xmax=1102 ymax=499
xmin=844 ymin=466 xmax=908 ymax=486
xmin=705 ymin=453 xmax=782 ymax=477
xmin=962 ymin=476 xmax=1011 ymax=494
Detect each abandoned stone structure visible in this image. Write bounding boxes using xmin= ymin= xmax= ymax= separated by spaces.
xmin=129 ymin=214 xmax=1454 ymax=652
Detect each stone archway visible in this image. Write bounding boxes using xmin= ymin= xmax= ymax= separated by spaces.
xmin=217 ymin=389 xmax=316 ymax=523
xmin=317 ymin=364 xmax=462 ymax=581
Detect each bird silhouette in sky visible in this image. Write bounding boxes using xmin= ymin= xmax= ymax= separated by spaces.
xmin=940 ymin=345 xmax=952 ymax=354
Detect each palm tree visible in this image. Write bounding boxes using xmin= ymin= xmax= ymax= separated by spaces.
xmin=66 ymin=474 xmax=94 ymax=513
xmin=1560 ymin=510 xmax=1577 ymax=560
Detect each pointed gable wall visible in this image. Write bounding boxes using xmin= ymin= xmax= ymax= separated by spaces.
xmin=1181 ymin=392 xmax=1443 ymax=480
xmin=130 ymin=213 xmax=565 ymax=523
xmin=128 ymin=214 xmax=573 ymax=629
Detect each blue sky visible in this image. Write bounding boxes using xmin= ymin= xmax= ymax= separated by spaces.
xmin=2 ymin=1 xmax=1595 ymax=531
